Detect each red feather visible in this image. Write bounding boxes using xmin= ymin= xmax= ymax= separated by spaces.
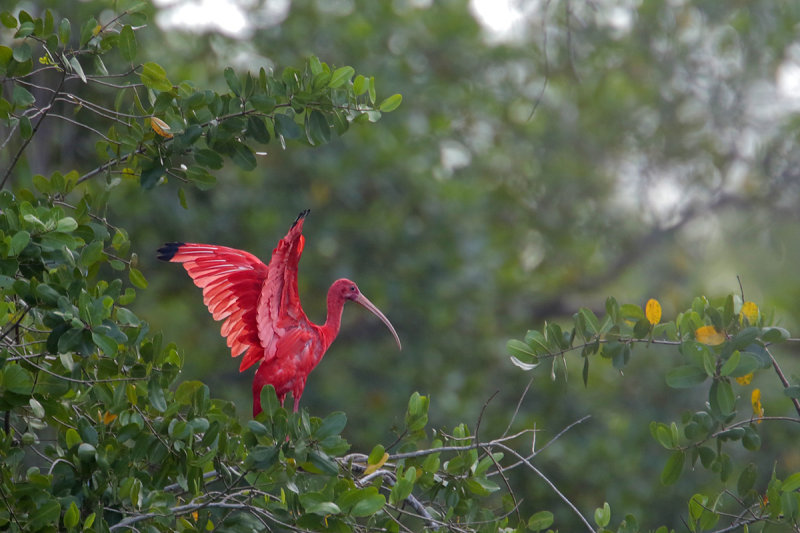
xmin=158 ymin=210 xmax=401 ymax=416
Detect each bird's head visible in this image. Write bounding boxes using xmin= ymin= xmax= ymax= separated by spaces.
xmin=332 ymin=278 xmax=402 ymax=350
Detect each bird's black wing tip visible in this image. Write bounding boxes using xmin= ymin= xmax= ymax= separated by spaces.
xmin=292 ymin=209 xmax=311 ymax=228
xmin=157 ymin=242 xmax=185 ymax=261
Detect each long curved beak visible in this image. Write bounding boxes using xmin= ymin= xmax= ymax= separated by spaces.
xmin=354 ymin=293 xmax=402 ymax=350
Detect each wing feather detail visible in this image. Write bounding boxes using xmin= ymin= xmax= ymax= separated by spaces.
xmin=158 ymin=243 xmax=268 ymax=371
xmin=257 ymin=210 xmax=310 ymax=363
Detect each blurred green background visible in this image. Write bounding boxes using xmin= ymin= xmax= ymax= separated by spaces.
xmin=10 ymin=0 xmax=800 ymax=527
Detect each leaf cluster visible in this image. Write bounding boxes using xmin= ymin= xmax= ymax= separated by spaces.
xmin=508 ymin=294 xmax=800 ymax=531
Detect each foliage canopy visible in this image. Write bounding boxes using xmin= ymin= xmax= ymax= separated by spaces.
xmin=1 ymin=2 xmax=799 ymax=532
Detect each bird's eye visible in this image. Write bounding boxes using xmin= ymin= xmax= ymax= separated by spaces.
xmin=350 ymin=285 xmax=356 ymax=291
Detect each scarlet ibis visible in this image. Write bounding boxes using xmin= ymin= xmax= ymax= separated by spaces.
xmin=157 ymin=209 xmax=401 ymax=416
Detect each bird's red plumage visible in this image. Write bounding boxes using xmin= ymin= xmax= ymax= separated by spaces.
xmin=160 ymin=244 xmax=268 ymax=370
xmin=158 ymin=210 xmax=401 ymax=416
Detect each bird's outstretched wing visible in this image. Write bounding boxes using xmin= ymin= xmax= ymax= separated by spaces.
xmin=157 ymin=242 xmax=268 ymax=371
xmin=257 ymin=209 xmax=311 ymax=363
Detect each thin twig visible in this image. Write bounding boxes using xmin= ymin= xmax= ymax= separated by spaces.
xmin=1 ymin=71 xmax=67 ymax=189
xmin=503 ymin=376 xmax=534 ymax=437
xmin=494 ymin=441 xmax=595 ymax=532
xmin=764 ymin=346 xmax=800 ymax=417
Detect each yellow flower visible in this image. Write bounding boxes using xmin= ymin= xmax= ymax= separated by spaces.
xmin=751 ymin=388 xmax=764 ymax=422
xmin=740 ymin=301 xmax=759 ymax=325
xmin=695 ymin=325 xmax=726 ymax=346
xmin=736 ymin=373 xmax=753 ymax=386
xmin=645 ymin=298 xmax=662 ymax=326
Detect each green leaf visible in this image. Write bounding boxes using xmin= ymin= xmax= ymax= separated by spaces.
xmin=29 ymin=500 xmax=60 ymax=530
xmin=761 ymin=327 xmax=790 ymax=344
xmin=246 ymin=115 xmax=270 ymax=144
xmin=65 ymin=428 xmax=81 ymax=448
xmin=329 ymin=66 xmax=355 ymax=88
xmin=186 ymin=166 xmax=217 ymax=190
xmin=259 ymin=385 xmax=281 ymax=417
xmin=119 ymin=25 xmax=136 ymax=61
xmin=19 ymin=116 xmax=32 ymax=139
xmin=314 ymin=411 xmax=347 ymax=440
xmin=719 ymin=350 xmax=740 ymax=376
xmin=175 ymin=381 xmax=205 ymax=405
xmin=92 ymin=331 xmax=117 ymax=356
xmin=785 ymin=386 xmax=800 ymax=399
xmin=230 ymin=141 xmax=257 ymax=170
xmin=55 ymin=216 xmax=78 ymax=233
xmin=738 ymin=463 xmax=757 ymax=496
xmin=350 ymin=491 xmax=385 ymax=517
xmin=633 ymin=317 xmax=651 ymax=339
xmin=140 ymin=62 xmax=172 ymax=92
xmin=2 ymin=364 xmax=33 ymax=394
xmin=35 ymin=283 xmax=61 ymax=304
xmin=661 ymin=450 xmax=684 ymax=485
xmin=147 ymin=378 xmax=167 ymax=413
xmin=300 ymin=493 xmax=341 ymax=516
xmin=306 ymin=110 xmax=331 ymax=145
xmin=782 ymin=472 xmax=800 ymax=493
xmin=307 ymin=450 xmax=339 ymax=475
xmin=582 ymin=356 xmax=589 ymax=387
xmin=246 ymin=445 xmax=279 ymax=470
xmin=224 ymin=67 xmax=241 ymax=96
xmin=389 ymin=470 xmax=415 ymax=505
xmin=405 ymin=391 xmax=429 ymax=432
xmin=353 ymin=74 xmax=367 ymax=96
xmin=194 ymin=148 xmax=224 ymax=169
xmin=364 ymin=445 xmax=385 ymax=468
xmin=378 ymin=93 xmax=403 ymax=112
xmin=9 ymin=230 xmax=30 ymax=255
xmin=63 ymin=501 xmax=80 ymax=529
xmin=727 ymin=352 xmax=761 ymax=377
xmin=742 ymin=426 xmax=760 ymax=451
xmin=13 ymin=85 xmax=35 ymax=107
xmin=620 ymin=303 xmax=644 ymax=320
xmin=58 ymin=18 xmax=70 ymax=45
xmin=524 ymin=329 xmax=551 ymax=355
xmin=665 ymin=365 xmax=707 ymax=388
xmin=507 ymin=339 xmax=538 ymax=364
xmin=0 ymin=12 xmax=16 ymax=29
xmin=527 ymin=510 xmax=554 ymax=531
xmin=368 ymin=76 xmax=376 ymax=104
xmin=710 ymin=380 xmax=735 ymax=417
xmin=69 ymin=56 xmax=86 ymax=83
xmin=13 ymin=42 xmax=31 ymax=61
xmin=274 ymin=113 xmax=301 ymax=140
xmin=650 ymin=422 xmax=674 ymax=449
xmin=594 ymin=502 xmax=611 ymax=528
xmin=129 ymin=268 xmax=148 ymax=289
xmin=250 ymin=94 xmax=275 ymax=113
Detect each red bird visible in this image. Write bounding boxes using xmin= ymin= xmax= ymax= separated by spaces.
xmin=158 ymin=209 xmax=401 ymax=416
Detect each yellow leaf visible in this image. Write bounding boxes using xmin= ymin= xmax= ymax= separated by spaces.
xmin=102 ymin=410 xmax=117 ymax=424
xmin=735 ymin=373 xmax=753 ymax=386
xmin=150 ymin=117 xmax=173 ymax=139
xmin=695 ymin=325 xmax=726 ymax=346
xmin=645 ymin=298 xmax=662 ymax=325
xmin=740 ymin=301 xmax=759 ymax=325
xmin=363 ymin=452 xmax=389 ymax=475
xmin=751 ymin=388 xmax=764 ymax=422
